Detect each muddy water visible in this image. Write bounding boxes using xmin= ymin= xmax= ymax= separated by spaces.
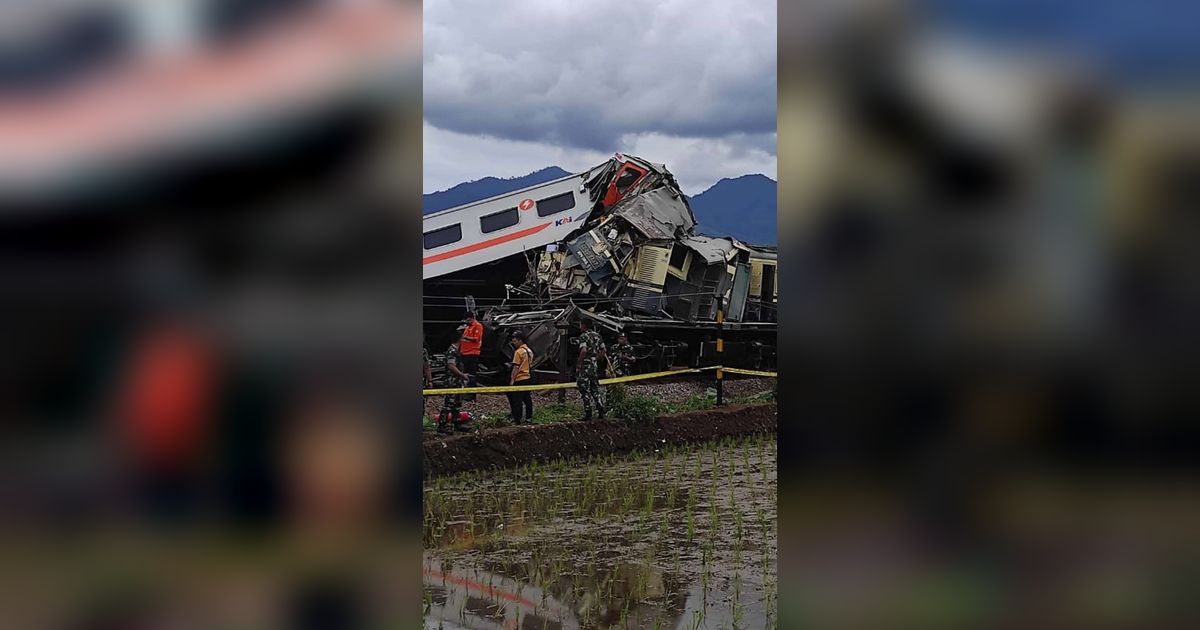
xmin=424 ymin=435 xmax=777 ymax=629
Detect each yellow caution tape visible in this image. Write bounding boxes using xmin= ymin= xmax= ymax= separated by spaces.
xmin=423 ymin=381 xmax=576 ymax=396
xmin=720 ymin=367 xmax=778 ymax=378
xmin=422 ymin=367 xmax=706 ymax=396
xmin=421 ymin=366 xmax=775 ymax=396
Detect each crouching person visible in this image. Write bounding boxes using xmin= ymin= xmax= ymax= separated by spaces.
xmin=438 ymin=339 xmax=470 ymax=434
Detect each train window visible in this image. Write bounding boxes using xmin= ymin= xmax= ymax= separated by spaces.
xmin=203 ymin=0 xmax=324 ymax=42
xmin=536 ymin=192 xmax=576 ymax=217
xmin=0 ymin=6 xmax=132 ymax=92
xmin=762 ymin=263 xmax=776 ymax=300
xmin=423 ymin=224 xmax=462 ymax=250
xmin=669 ymin=245 xmax=689 ymax=270
xmin=480 ymin=207 xmax=519 ymax=233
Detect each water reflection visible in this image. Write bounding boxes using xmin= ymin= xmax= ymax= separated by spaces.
xmin=424 ymin=558 xmax=580 ymax=629
xmin=423 ymin=438 xmax=777 ymax=629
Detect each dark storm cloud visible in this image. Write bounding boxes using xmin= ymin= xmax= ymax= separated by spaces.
xmin=424 ymin=0 xmax=777 ymax=153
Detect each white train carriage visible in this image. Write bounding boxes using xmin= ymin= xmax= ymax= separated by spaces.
xmin=422 ymin=154 xmax=664 ymax=280
xmin=422 ymin=172 xmax=594 ymax=280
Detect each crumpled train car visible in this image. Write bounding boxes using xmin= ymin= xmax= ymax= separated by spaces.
xmin=423 ymin=154 xmax=776 ymax=383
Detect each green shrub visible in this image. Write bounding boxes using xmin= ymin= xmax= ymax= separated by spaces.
xmin=606 ymin=384 xmax=663 ymax=422
xmin=532 ymin=403 xmax=581 ymax=424
xmin=668 ymin=393 xmax=716 ymax=413
xmin=605 ymin=382 xmax=629 ymax=406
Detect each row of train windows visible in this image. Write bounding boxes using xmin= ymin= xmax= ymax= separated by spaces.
xmin=422 ymin=191 xmax=576 ymax=251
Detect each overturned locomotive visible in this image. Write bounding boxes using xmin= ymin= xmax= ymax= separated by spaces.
xmin=423 ymin=154 xmax=776 ymax=384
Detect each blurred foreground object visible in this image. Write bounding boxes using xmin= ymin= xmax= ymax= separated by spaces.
xmin=116 ymin=313 xmax=215 ymax=525
xmin=0 ymin=1 xmax=422 ymax=627
xmin=0 ymin=0 xmax=419 ymax=198
xmin=779 ymin=0 xmax=1200 ymax=627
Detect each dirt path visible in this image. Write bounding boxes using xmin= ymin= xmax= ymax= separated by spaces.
xmin=423 ymin=375 xmax=773 ymax=421
xmin=423 ymin=403 xmax=776 ymax=476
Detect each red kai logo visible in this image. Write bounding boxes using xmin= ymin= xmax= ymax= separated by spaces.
xmin=518 ymin=199 xmax=535 ymax=211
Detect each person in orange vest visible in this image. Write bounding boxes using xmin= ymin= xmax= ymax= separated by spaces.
xmin=459 ymin=311 xmax=484 ymax=382
xmin=507 ymin=330 xmax=534 ymax=424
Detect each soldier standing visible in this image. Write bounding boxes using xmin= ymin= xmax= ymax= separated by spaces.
xmin=438 ymin=338 xmax=469 ymax=434
xmin=423 ymin=345 xmax=432 ymax=428
xmin=576 ymin=319 xmax=607 ymax=420
xmin=612 ymin=332 xmax=636 ymax=377
xmin=423 ymin=345 xmax=432 ymax=389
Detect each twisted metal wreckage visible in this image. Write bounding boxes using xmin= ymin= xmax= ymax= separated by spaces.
xmin=424 ymin=154 xmax=777 ymax=383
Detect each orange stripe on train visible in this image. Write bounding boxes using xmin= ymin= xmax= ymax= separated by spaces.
xmin=422 ymin=222 xmax=552 ymax=265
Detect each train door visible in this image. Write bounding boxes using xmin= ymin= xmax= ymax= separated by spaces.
xmin=726 ymin=262 xmax=751 ymax=322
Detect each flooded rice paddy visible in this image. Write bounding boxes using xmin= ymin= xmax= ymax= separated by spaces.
xmin=424 ymin=434 xmax=777 ymax=629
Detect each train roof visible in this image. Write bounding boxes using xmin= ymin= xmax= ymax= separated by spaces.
xmin=422 ymin=170 xmax=585 ymax=220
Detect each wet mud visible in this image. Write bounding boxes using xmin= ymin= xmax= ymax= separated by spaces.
xmin=423 ymin=403 xmax=776 ymax=477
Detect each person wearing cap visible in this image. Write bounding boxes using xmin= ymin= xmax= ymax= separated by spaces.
xmin=459 ymin=311 xmax=484 ymax=378
xmin=507 ymin=330 xmax=534 ymax=424
xmin=612 ymin=332 xmax=636 ymax=377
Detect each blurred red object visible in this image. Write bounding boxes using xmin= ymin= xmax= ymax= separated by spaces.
xmin=118 ymin=323 xmax=215 ymax=469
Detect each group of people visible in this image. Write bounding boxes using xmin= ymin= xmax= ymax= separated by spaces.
xmin=425 ymin=312 xmax=639 ymax=433
xmin=425 ymin=311 xmax=485 ymax=434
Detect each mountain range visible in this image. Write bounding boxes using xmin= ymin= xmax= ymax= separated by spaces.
xmin=423 ymin=167 xmax=572 ymax=215
xmin=687 ymin=174 xmax=777 ymax=246
xmin=423 ymin=168 xmax=777 ymax=244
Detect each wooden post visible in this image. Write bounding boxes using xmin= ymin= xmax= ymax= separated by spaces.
xmin=716 ymin=296 xmax=725 ymax=406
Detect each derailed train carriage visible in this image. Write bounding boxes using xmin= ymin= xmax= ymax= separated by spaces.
xmin=423 ymin=154 xmax=776 ymax=384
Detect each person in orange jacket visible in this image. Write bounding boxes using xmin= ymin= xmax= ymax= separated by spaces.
xmin=458 ymin=311 xmax=484 ymax=380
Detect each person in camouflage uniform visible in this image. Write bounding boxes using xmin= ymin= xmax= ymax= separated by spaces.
xmin=423 ymin=345 xmax=432 ymax=428
xmin=612 ymin=332 xmax=636 ymax=377
xmin=438 ymin=339 xmax=468 ymax=434
xmin=575 ymin=319 xmax=607 ymax=420
xmin=423 ymin=346 xmax=432 ymax=389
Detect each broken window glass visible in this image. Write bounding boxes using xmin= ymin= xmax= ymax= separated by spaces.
xmin=615 ymin=168 xmax=642 ymax=194
xmin=669 ymin=244 xmax=688 ymax=270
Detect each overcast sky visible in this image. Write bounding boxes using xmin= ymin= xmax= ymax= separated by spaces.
xmin=423 ymin=0 xmax=777 ymax=195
